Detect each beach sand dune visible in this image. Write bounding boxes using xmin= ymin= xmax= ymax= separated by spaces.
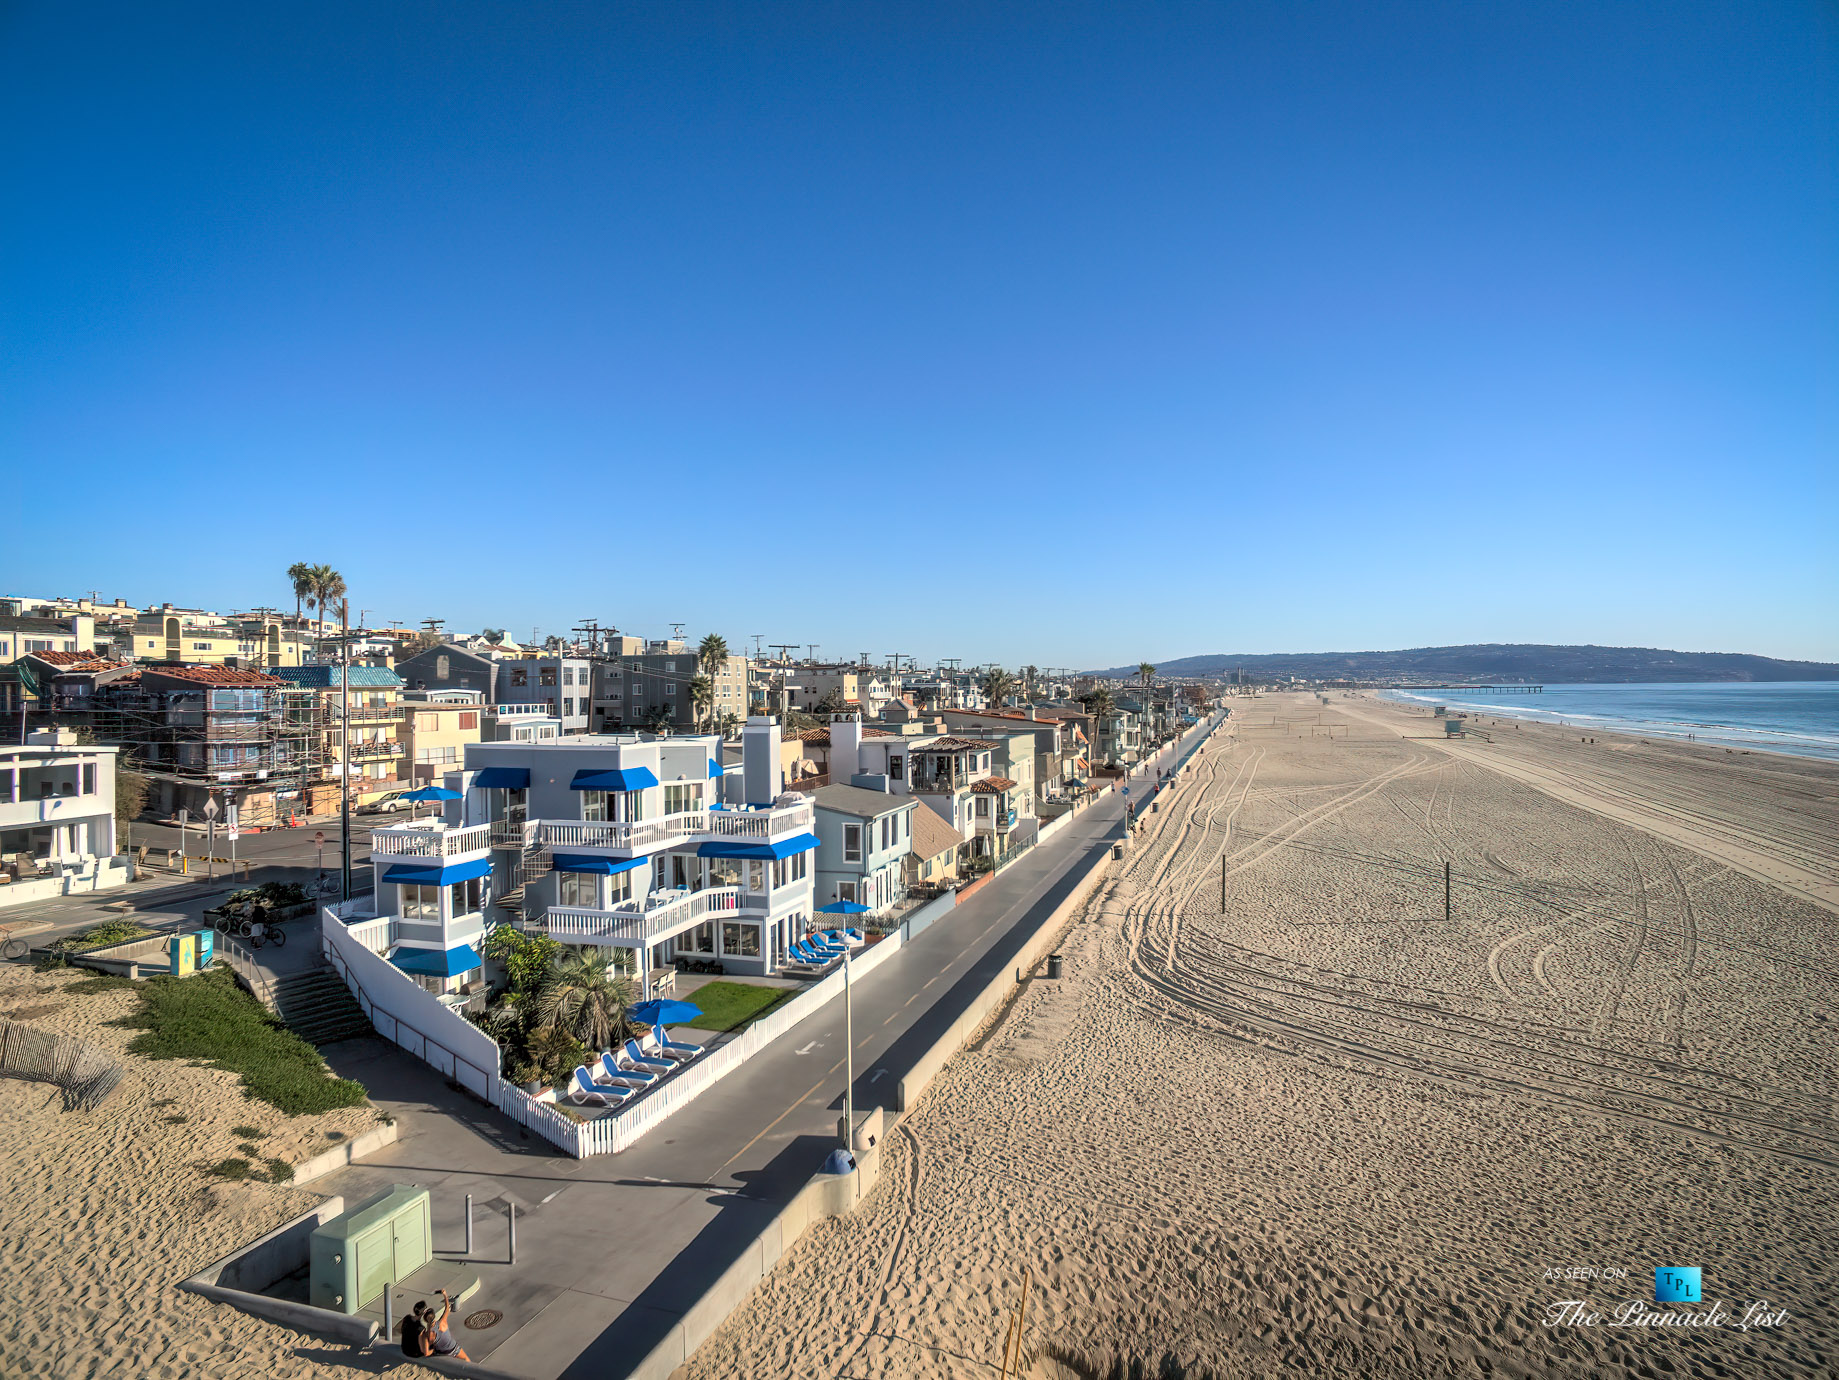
xmin=690 ymin=695 xmax=1839 ymax=1379
xmin=0 ymin=969 xmax=435 ymax=1378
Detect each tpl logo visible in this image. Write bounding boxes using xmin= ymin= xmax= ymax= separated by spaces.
xmin=1655 ymin=1268 xmax=1702 ymax=1304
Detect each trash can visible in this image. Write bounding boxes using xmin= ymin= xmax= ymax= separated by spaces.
xmin=1045 ymin=954 xmax=1063 ymax=980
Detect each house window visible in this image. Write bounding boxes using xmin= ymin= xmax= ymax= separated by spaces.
xmin=511 ymin=668 xmax=528 ymax=687
xmin=665 ymin=682 xmax=676 ymax=697
xmin=976 ymin=796 xmax=991 ymax=817
xmin=721 ymin=922 xmax=760 ymax=957
xmin=400 ymin=884 xmax=440 ymax=919
xmin=843 ymin=824 xmax=862 ymax=862
xmin=562 ymin=667 xmax=574 ymax=686
xmin=559 ymin=872 xmax=598 ymax=908
xmin=773 ymin=856 xmax=788 ymax=888
xmin=837 ymin=881 xmax=856 ymax=904
xmin=562 ymin=698 xmax=574 ymax=716
xmin=451 ymin=877 xmax=484 ymax=913
xmin=664 ymin=783 xmax=702 ymax=815
xmin=540 ymin=668 xmax=557 ymax=687
xmin=747 ymin=860 xmax=766 ymax=892
xmin=82 ymin=763 xmax=96 ymax=795
xmin=889 ymin=755 xmax=902 ymax=780
xmin=679 ymin=921 xmax=715 ymax=954
xmin=459 ymin=712 xmax=477 ymax=730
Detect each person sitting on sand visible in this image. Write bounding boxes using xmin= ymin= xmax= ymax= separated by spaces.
xmin=399 ymin=1300 xmax=429 ymax=1357
xmin=424 ymin=1288 xmax=472 ymax=1361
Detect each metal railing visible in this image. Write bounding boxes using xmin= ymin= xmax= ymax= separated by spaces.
xmin=702 ymin=799 xmax=813 ymax=838
xmin=490 ymin=817 xmax=537 ymax=848
xmin=540 ymin=813 xmax=702 ymax=851
xmin=537 ymin=885 xmax=742 ymax=946
xmin=370 ymin=822 xmax=492 ymax=856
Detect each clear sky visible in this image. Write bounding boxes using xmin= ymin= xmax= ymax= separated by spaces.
xmin=3 ymin=2 xmax=1834 ymax=667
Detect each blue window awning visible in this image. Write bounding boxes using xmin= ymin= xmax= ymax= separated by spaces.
xmin=708 ymin=758 xmax=725 ymax=779
xmin=471 ymin=766 xmax=529 ymax=790
xmin=570 ymin=765 xmax=658 ymax=792
xmin=552 ymin=853 xmax=646 ymax=876
xmin=382 ymin=856 xmax=493 ymax=886
xmin=697 ymin=831 xmax=819 ymax=861
xmin=391 ymin=943 xmax=481 ymax=978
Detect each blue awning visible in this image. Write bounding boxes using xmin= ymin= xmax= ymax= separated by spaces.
xmin=570 ymin=766 xmax=659 ymax=792
xmin=697 ymin=831 xmax=819 ymax=861
xmin=391 ymin=943 xmax=481 ymax=978
xmin=708 ymin=758 xmax=725 ymax=779
xmin=552 ymin=853 xmax=646 ymax=876
xmin=471 ymin=766 xmax=529 ymax=790
xmin=382 ymin=856 xmax=493 ymax=886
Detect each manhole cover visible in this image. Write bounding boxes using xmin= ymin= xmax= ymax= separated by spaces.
xmin=464 ymin=1309 xmax=503 ymax=1331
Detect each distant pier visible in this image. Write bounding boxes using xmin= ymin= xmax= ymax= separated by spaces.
xmin=1395 ymin=684 xmax=1543 ymax=693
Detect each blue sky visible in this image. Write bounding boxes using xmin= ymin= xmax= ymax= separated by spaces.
xmin=3 ymin=2 xmax=1834 ymax=666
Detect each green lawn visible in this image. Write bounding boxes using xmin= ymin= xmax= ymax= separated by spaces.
xmin=682 ymin=981 xmax=796 ymax=1034
xmin=117 ymin=969 xmax=368 ymax=1116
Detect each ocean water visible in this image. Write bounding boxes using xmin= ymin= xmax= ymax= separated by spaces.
xmin=1377 ymin=682 xmax=1839 ymax=762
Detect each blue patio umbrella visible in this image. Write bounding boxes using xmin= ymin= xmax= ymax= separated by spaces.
xmin=817 ymin=901 xmax=870 ymax=915
xmin=629 ymin=999 xmax=703 ymax=1028
xmin=401 ymin=785 xmax=462 ymax=821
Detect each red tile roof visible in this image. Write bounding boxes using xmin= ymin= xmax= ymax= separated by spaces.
xmin=972 ymin=776 xmax=1017 ymax=792
xmin=24 ymin=649 xmax=94 ymax=666
xmin=142 ymin=665 xmax=285 ymax=686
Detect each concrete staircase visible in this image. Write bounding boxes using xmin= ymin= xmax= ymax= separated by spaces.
xmin=272 ymin=965 xmax=373 ymax=1046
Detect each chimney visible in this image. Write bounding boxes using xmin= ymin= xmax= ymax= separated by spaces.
xmin=743 ymin=715 xmax=783 ymax=806
xmin=830 ymin=714 xmax=864 ymax=781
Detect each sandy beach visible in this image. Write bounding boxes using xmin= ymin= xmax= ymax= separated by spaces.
xmin=0 ymin=967 xmax=432 ymax=1379
xmin=688 ymin=693 xmax=1839 ymax=1378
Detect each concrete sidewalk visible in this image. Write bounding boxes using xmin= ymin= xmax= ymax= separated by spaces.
xmin=303 ymin=721 xmax=1217 ymax=1378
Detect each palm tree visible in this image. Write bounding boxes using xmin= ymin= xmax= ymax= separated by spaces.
xmin=644 ymin=702 xmax=675 ymax=735
xmin=286 ymin=562 xmax=313 ymax=646
xmin=981 ymin=666 xmax=1016 ymax=709
xmin=537 ymin=948 xmax=634 ymax=1050
xmin=301 ymin=564 xmax=344 ymax=659
xmin=1138 ymin=662 xmax=1155 ymax=690
xmin=1023 ymin=665 xmax=1039 ymax=701
xmin=482 ymin=628 xmax=505 ymax=646
xmin=696 ymin=634 xmax=728 ymax=731
xmin=688 ymin=675 xmax=715 ymax=732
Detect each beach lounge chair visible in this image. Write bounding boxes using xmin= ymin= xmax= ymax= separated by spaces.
xmin=820 ymin=929 xmax=862 ymax=949
xmin=650 ymin=1025 xmax=702 ymax=1060
xmin=568 ymin=1067 xmax=630 ymax=1108
xmin=622 ymin=1038 xmax=675 ymax=1076
xmin=600 ymin=1051 xmax=654 ymax=1087
xmin=793 ymin=941 xmax=836 ymax=965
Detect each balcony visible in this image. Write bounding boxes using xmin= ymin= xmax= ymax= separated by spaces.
xmin=536 ymin=885 xmax=742 ymax=948
xmin=493 ymin=702 xmax=549 ymax=717
xmin=371 ymin=821 xmax=493 ymax=857
xmin=703 ymin=799 xmax=813 ymax=839
xmin=342 ymin=738 xmax=400 ymax=761
xmin=536 ymin=799 xmax=815 ymax=856
xmin=490 ymin=817 xmax=537 ymax=848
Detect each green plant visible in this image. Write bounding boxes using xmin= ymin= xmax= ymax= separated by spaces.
xmin=483 ymin=927 xmax=562 ymax=997
xmin=117 ymin=970 xmax=367 ymax=1116
xmin=50 ymin=920 xmax=153 ymax=954
xmin=237 ymin=1141 xmax=262 ymax=1158
xmin=265 ymin=1158 xmax=294 ymax=1183
xmin=260 ymin=881 xmax=307 ymax=907
xmin=210 ymin=1157 xmax=253 ymax=1180
xmin=525 ymin=1024 xmax=588 ymax=1085
xmin=64 ymin=974 xmax=138 ymax=995
xmin=231 ymin=1124 xmax=264 ymax=1139
xmin=503 ymin=1059 xmax=541 ymax=1087
xmin=536 ymin=948 xmax=633 ymax=1052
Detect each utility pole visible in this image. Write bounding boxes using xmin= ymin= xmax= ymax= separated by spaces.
xmin=751 ymin=634 xmax=764 ymax=658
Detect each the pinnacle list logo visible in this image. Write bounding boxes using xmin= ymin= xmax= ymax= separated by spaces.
xmin=1655 ymin=1268 xmax=1702 ymax=1304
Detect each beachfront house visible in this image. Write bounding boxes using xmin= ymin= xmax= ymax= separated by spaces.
xmin=0 ymin=728 xmax=127 ymax=906
xmin=809 ymin=783 xmax=917 ymax=914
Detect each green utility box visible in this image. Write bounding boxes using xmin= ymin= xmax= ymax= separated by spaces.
xmin=309 ymin=1184 xmax=432 ymax=1314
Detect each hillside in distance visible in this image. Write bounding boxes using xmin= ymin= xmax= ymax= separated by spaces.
xmin=1095 ymin=644 xmax=1839 ymax=683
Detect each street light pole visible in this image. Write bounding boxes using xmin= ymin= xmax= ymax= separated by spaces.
xmin=843 ymin=942 xmax=855 ymax=1183
xmin=340 ymin=599 xmax=352 ymax=902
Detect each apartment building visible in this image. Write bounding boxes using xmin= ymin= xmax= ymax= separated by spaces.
xmin=398 ymin=702 xmax=484 ymax=785
xmin=396 ymin=644 xmax=592 ymax=733
xmin=268 ymin=666 xmax=407 ymax=810
xmin=591 ymin=650 xmax=749 ymax=734
xmin=127 ymin=606 xmax=305 ymax=668
xmin=0 ymin=613 xmax=92 ymax=666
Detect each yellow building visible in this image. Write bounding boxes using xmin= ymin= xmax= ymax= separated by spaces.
xmin=399 ymin=701 xmax=486 ymax=786
xmin=130 ymin=606 xmax=306 ymax=669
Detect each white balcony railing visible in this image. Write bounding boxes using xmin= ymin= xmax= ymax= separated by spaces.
xmin=490 ymin=818 xmax=538 ymax=848
xmin=540 ymin=813 xmax=704 ymax=853
xmin=370 ymin=821 xmax=493 ymax=857
xmin=539 ymin=885 xmax=742 ymax=947
xmin=703 ymin=799 xmax=814 ymax=839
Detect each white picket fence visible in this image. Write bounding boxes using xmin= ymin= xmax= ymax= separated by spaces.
xmin=502 ymin=928 xmax=909 ymax=1157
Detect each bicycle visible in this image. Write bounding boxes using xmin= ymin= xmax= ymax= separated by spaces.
xmin=0 ymin=924 xmax=27 ymax=961
xmin=247 ymin=922 xmax=287 ymax=950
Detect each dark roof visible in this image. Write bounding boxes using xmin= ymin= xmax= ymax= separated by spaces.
xmin=138 ymin=665 xmax=285 ymax=686
xmin=971 ymin=777 xmax=1018 ymax=793
xmin=0 ymin=613 xmax=76 ymax=635
xmin=915 ymin=737 xmax=995 ymax=753
xmin=810 ymin=783 xmax=918 ymax=819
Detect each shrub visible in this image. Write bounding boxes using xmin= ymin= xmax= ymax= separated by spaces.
xmin=237 ymin=1141 xmax=262 ymax=1158
xmin=210 ymin=1157 xmax=253 ymax=1180
xmin=64 ymin=975 xmax=138 ymax=995
xmin=51 ymin=920 xmax=154 ymax=953
xmin=260 ymin=882 xmax=307 ymax=907
xmin=117 ymin=970 xmax=368 ymax=1116
xmin=231 ymin=1124 xmax=264 ymax=1139
xmin=265 ymin=1158 xmax=295 ymax=1183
